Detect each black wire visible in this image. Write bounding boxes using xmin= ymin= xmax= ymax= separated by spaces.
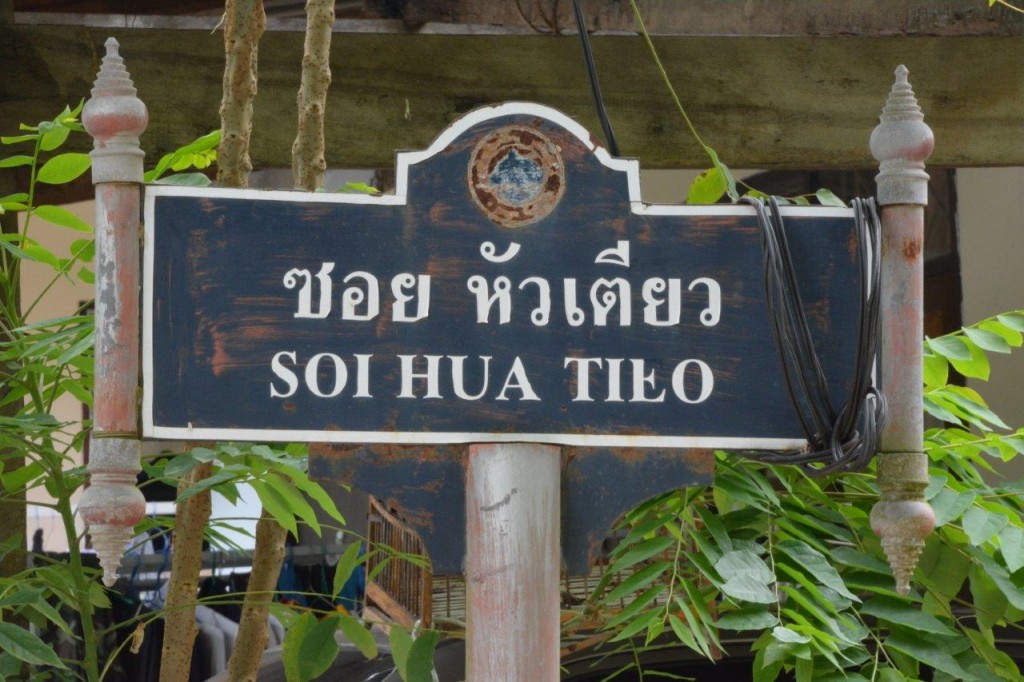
xmin=736 ymin=197 xmax=887 ymax=475
xmin=571 ymin=0 xmax=620 ymax=157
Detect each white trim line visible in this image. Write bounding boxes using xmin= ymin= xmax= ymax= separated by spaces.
xmin=145 ymin=425 xmax=804 ymax=450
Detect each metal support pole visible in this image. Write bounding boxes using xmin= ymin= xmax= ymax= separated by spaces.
xmin=869 ymin=65 xmax=936 ymax=595
xmin=466 ymin=443 xmax=561 ymax=682
xmin=79 ymin=38 xmax=148 ymax=586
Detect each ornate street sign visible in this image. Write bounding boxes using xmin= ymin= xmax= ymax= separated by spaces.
xmin=143 ymin=103 xmax=861 ymax=449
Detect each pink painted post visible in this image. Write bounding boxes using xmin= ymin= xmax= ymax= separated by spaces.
xmin=869 ymin=66 xmax=936 ymax=595
xmin=466 ymin=443 xmax=561 ymax=681
xmin=79 ymin=38 xmax=148 ymax=586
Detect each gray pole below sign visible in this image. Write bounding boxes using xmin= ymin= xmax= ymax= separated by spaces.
xmin=466 ymin=443 xmax=561 ymax=681
xmin=869 ymin=65 xmax=936 ymax=595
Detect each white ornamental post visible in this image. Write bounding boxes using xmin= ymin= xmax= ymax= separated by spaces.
xmin=79 ymin=38 xmax=148 ymax=585
xmin=869 ymin=65 xmax=936 ymax=595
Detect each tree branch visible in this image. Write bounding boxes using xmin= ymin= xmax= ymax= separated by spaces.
xmin=292 ymin=0 xmax=334 ymax=191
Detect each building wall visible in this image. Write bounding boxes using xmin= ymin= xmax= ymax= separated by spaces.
xmin=958 ymin=168 xmax=1024 ymax=441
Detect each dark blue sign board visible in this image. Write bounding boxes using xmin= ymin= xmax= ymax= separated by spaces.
xmin=143 ymin=103 xmax=862 ymax=450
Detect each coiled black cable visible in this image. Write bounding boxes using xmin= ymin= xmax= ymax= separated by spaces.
xmin=736 ymin=197 xmax=887 ymax=475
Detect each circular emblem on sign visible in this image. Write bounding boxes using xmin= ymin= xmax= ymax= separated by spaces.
xmin=468 ymin=126 xmax=566 ymax=229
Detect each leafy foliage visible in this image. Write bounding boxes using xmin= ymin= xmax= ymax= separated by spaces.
xmin=585 ymin=312 xmax=1024 ymax=680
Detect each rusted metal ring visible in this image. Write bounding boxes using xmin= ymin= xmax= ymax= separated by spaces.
xmin=468 ymin=125 xmax=565 ymax=229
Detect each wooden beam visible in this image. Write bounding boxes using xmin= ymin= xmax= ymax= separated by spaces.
xmin=2 ymin=22 xmax=1021 ymax=170
xmin=363 ymin=0 xmax=1024 ymax=38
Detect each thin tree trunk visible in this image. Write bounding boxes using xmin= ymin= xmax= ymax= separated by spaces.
xmin=292 ymin=0 xmax=334 ymax=191
xmin=226 ymin=510 xmax=287 ymax=681
xmin=217 ymin=0 xmax=266 ymax=188
xmin=158 ymin=460 xmax=213 ymax=682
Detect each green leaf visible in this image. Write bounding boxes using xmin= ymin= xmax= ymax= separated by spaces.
xmin=145 ymin=129 xmax=220 ymax=182
xmin=930 ymin=488 xmax=976 ymax=527
xmin=962 ymin=506 xmax=1009 ymax=546
xmin=248 ymin=479 xmax=298 ymax=536
xmin=390 ymin=626 xmax=414 ymax=680
xmin=927 ymin=336 xmax=973 ymax=361
xmin=715 ymin=549 xmax=773 ymax=585
xmin=998 ymin=525 xmax=1024 ymax=573
xmin=776 ymin=540 xmax=859 ymax=601
xmin=334 ymin=181 xmax=381 ymax=195
xmin=924 ymin=394 xmax=963 ymax=424
xmin=260 ymin=472 xmax=321 ymax=536
xmin=884 ymin=630 xmax=972 ymax=681
xmin=968 ymin=561 xmax=1008 ymax=631
xmin=610 ymin=603 xmax=663 ymax=642
xmin=971 ymin=549 xmax=1024 ymax=610
xmin=606 ymin=584 xmax=664 ymax=630
xmin=176 ymin=467 xmax=242 ymax=502
xmin=406 ymin=630 xmax=440 ymax=682
xmin=36 ymin=152 xmax=91 ymax=184
xmin=0 ymin=587 xmax=45 ymax=610
xmin=923 ymin=353 xmax=949 ymax=389
xmin=332 ymin=541 xmax=364 ymax=600
xmin=830 ymin=547 xmax=891 ymax=575
xmin=964 ymin=328 xmax=1011 ymax=354
xmin=917 ymin=537 xmax=969 ymax=606
xmin=978 ymin=319 xmax=1022 ymax=347
xmin=771 ymin=626 xmax=810 ymax=644
xmin=273 ymin=466 xmax=345 ymax=526
xmin=605 ymin=561 xmax=672 ymax=602
xmin=22 ymin=242 xmax=59 ymax=268
xmin=947 ymin=340 xmax=990 ymax=381
xmin=40 ymin=125 xmax=70 ymax=152
xmin=2 ymin=461 xmax=44 ymax=492
xmin=337 ymin=614 xmax=377 ymax=659
xmin=860 ymin=597 xmax=958 ymax=636
xmin=0 ymin=155 xmax=33 ymax=169
xmin=814 ymin=189 xmax=846 ymax=207
xmin=283 ymin=612 xmax=316 ymax=681
xmin=154 ymin=172 xmax=211 ymax=186
xmin=706 ymin=146 xmax=738 ymax=201
xmin=720 ymin=575 xmax=777 ymax=604
xmin=686 ymin=166 xmax=727 ymax=205
xmin=996 ymin=313 xmax=1024 ymax=332
xmin=0 ymin=621 xmax=68 ymax=669
xmin=297 ymin=613 xmax=341 ymax=681
xmin=608 ymin=535 xmax=675 ymax=575
xmin=876 ymin=669 xmax=906 ymax=682
xmin=1 ymin=133 xmax=39 ymax=144
xmin=716 ymin=606 xmax=779 ymax=630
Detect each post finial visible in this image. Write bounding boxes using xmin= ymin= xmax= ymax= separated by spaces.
xmin=82 ymin=36 xmax=148 ymax=184
xmin=870 ymin=65 xmax=933 ymax=206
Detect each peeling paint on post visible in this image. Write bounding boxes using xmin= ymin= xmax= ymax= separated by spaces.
xmin=869 ymin=65 xmax=936 ymax=595
xmin=80 ymin=38 xmax=148 ymax=586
